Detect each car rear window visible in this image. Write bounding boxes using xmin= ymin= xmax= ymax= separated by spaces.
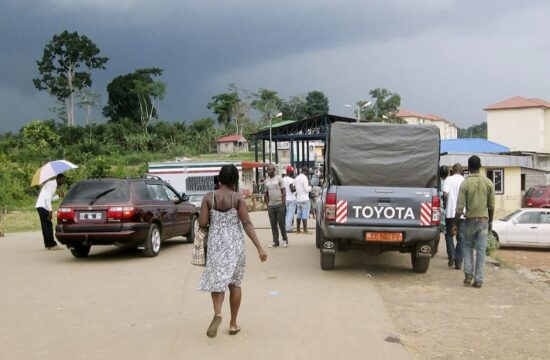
xmin=64 ymin=180 xmax=130 ymax=204
xmin=532 ymin=189 xmax=547 ymax=198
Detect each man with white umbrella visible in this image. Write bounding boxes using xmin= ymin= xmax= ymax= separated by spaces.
xmin=35 ymin=174 xmax=66 ymax=250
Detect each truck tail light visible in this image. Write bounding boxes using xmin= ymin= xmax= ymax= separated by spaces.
xmin=431 ymin=196 xmax=440 ymax=225
xmin=325 ymin=193 xmax=337 ymax=221
xmin=57 ymin=207 xmax=74 ymax=223
xmin=107 ymin=207 xmax=135 ymax=222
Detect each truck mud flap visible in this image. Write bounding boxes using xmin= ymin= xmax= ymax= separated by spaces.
xmin=415 ymin=242 xmax=433 ymax=258
xmin=321 ymin=239 xmax=337 ymax=254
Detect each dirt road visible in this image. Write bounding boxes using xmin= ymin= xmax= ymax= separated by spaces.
xmin=0 ymin=211 xmax=548 ymax=360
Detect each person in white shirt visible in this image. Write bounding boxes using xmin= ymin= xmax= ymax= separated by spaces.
xmin=282 ymin=166 xmax=297 ymax=233
xmin=35 ymin=174 xmax=66 ymax=250
xmin=294 ymin=167 xmax=312 ymax=234
xmin=443 ymin=163 xmax=465 ymax=269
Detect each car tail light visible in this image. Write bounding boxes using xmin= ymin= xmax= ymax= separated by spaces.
xmin=107 ymin=206 xmax=135 ymax=222
xmin=431 ymin=195 xmax=441 ymax=225
xmin=57 ymin=207 xmax=75 ymax=223
xmin=325 ymin=193 xmax=337 ymax=221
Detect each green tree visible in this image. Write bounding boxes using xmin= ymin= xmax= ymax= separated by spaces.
xmin=103 ymin=68 xmax=164 ymax=124
xmin=22 ymin=120 xmax=60 ymax=153
xmin=189 ymin=118 xmax=219 ymax=154
xmin=207 ymin=88 xmax=240 ymax=126
xmin=305 ymin=91 xmax=329 ymax=117
xmin=458 ymin=122 xmax=487 ymax=138
xmin=251 ymin=88 xmax=283 ymax=124
xmin=280 ymin=95 xmax=308 ymax=120
xmin=33 ymin=30 xmax=109 ymax=127
xmin=77 ymin=89 xmax=101 ymax=125
xmin=132 ymin=76 xmax=166 ymax=137
xmin=360 ymin=88 xmax=403 ymax=123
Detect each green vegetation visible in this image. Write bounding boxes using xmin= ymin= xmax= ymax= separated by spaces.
xmin=458 ymin=122 xmax=487 ymax=139
xmin=486 ymin=232 xmax=500 ymax=256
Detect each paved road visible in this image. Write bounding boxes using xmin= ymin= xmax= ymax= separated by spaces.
xmin=0 ymin=212 xmax=410 ymax=360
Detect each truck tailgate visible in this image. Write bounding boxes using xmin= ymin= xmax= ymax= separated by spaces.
xmin=334 ymin=186 xmax=436 ymax=227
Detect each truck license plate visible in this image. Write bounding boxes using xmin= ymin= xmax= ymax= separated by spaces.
xmin=365 ymin=232 xmax=403 ymax=242
xmin=80 ymin=212 xmax=102 ymax=220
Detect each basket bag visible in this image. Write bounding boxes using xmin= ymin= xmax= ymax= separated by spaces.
xmin=191 ymin=226 xmax=208 ymax=266
xmin=191 ymin=191 xmax=214 ymax=266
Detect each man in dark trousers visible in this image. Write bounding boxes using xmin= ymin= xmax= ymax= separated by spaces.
xmin=452 ymin=156 xmax=495 ymax=288
xmin=264 ymin=164 xmax=288 ymax=247
xmin=35 ymin=174 xmax=66 ymax=250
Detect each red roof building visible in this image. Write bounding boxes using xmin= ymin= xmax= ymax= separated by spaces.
xmin=484 ymin=96 xmax=550 ymax=111
xmin=397 ymin=109 xmax=458 ymax=139
xmin=215 ymin=134 xmax=249 ymax=154
xmin=485 ymin=96 xmax=550 ymax=153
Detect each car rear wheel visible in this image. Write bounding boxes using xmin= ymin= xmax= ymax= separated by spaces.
xmin=143 ymin=224 xmax=161 ymax=257
xmin=186 ymin=216 xmax=198 ymax=243
xmin=70 ymin=244 xmax=91 ymax=258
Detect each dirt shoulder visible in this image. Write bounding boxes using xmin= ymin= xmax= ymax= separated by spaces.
xmin=371 ymin=242 xmax=550 ymax=360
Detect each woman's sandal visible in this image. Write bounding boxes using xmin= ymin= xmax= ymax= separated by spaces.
xmin=229 ymin=326 xmax=241 ymax=335
xmin=206 ymin=315 xmax=222 ymax=338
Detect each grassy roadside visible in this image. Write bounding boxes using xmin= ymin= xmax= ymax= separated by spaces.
xmin=0 ymin=210 xmax=42 ymax=234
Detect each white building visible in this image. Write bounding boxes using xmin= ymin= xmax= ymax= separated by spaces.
xmin=397 ymin=109 xmax=458 ymax=139
xmin=485 ymin=96 xmax=550 ymax=153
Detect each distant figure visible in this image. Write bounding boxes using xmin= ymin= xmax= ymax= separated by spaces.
xmin=282 ymin=166 xmax=296 ymax=234
xmin=198 ymin=164 xmax=267 ymax=338
xmin=252 ymin=180 xmax=259 ymax=195
xmin=437 ymin=165 xmax=449 ymax=255
xmin=35 ymin=174 xmax=66 ymax=250
xmin=453 ymin=156 xmax=495 ymax=288
xmin=257 ymin=178 xmax=266 ymax=207
xmin=444 ymin=163 xmax=465 ymax=269
xmin=264 ymin=164 xmax=288 ymax=247
xmin=309 ymin=173 xmax=321 ymax=219
xmin=295 ymin=167 xmax=312 ymax=234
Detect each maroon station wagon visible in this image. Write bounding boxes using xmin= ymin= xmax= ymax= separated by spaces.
xmin=55 ymin=177 xmax=198 ymax=258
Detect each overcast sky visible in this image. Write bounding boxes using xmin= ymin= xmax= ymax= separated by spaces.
xmin=1 ymin=0 xmax=549 ymax=134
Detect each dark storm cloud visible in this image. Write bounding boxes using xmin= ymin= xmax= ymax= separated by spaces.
xmin=0 ymin=0 xmax=549 ymax=133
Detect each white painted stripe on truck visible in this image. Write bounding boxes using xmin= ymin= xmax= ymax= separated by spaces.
xmin=420 ymin=202 xmax=431 ymax=226
xmin=336 ymin=200 xmax=348 ymax=223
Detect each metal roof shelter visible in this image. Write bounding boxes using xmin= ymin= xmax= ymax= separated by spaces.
xmin=251 ymin=114 xmax=356 ymax=174
xmin=441 ymin=138 xmax=509 ymax=154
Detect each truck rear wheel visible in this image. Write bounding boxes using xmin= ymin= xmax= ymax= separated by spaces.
xmin=411 ymin=253 xmax=430 ymax=273
xmin=315 ymin=222 xmax=321 ymax=249
xmin=321 ymin=252 xmax=335 ymax=270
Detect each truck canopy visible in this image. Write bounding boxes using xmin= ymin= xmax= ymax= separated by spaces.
xmin=328 ymin=122 xmax=440 ymax=188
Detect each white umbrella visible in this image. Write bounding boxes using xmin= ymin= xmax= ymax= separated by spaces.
xmin=31 ymin=160 xmax=78 ymax=186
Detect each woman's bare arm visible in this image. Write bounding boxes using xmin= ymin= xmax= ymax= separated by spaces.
xmin=198 ymin=192 xmax=212 ymax=228
xmin=237 ymin=193 xmax=267 ymax=262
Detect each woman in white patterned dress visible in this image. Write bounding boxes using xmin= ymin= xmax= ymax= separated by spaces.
xmin=198 ymin=164 xmax=267 ymax=338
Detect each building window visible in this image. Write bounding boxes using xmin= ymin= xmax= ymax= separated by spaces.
xmin=486 ymin=169 xmax=504 ymax=195
xmin=521 ymin=174 xmax=526 ymax=191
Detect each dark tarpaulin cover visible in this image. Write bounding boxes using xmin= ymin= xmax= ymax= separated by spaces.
xmin=329 ymin=122 xmax=440 ymax=188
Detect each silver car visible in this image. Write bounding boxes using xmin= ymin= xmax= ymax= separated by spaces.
xmin=492 ymin=208 xmax=550 ymax=248
xmin=186 ymin=192 xmax=207 ymax=211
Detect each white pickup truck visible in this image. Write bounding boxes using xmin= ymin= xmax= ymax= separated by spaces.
xmin=315 ymin=122 xmax=441 ymax=272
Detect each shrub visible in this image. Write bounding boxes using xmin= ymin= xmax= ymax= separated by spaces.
xmin=486 ymin=232 xmax=500 ymax=256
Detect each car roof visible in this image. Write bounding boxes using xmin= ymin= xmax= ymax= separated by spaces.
xmin=78 ymin=177 xmax=168 ymax=184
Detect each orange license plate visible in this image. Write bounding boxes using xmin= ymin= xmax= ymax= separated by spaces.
xmin=365 ymin=232 xmax=403 ymax=242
